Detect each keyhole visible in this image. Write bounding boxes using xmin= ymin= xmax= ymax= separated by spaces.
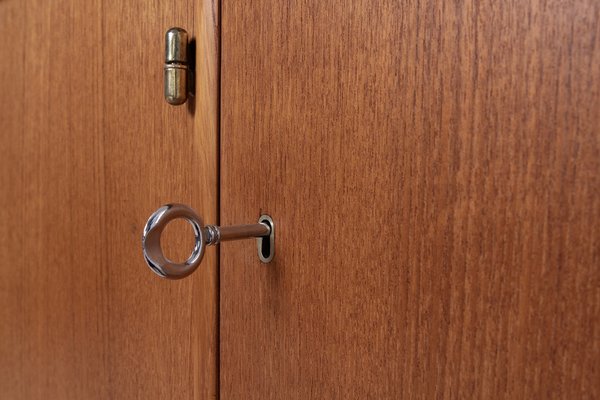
xmin=257 ymin=215 xmax=275 ymax=263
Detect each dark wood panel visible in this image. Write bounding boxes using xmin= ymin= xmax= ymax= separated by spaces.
xmin=0 ymin=0 xmax=219 ymax=398
xmin=221 ymin=1 xmax=600 ymax=398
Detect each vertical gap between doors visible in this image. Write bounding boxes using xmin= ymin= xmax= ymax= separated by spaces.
xmin=216 ymin=0 xmax=222 ymax=398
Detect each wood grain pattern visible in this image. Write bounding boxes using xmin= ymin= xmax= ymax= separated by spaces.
xmin=221 ymin=1 xmax=600 ymax=398
xmin=0 ymin=0 xmax=219 ymax=398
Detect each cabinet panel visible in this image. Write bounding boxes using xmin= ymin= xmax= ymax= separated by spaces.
xmin=0 ymin=1 xmax=218 ymax=398
xmin=221 ymin=1 xmax=600 ymax=398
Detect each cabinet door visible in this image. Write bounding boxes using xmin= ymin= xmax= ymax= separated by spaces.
xmin=0 ymin=1 xmax=218 ymax=398
xmin=221 ymin=1 xmax=600 ymax=398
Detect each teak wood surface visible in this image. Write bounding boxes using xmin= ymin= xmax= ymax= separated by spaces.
xmin=0 ymin=0 xmax=219 ymax=398
xmin=221 ymin=1 xmax=600 ymax=398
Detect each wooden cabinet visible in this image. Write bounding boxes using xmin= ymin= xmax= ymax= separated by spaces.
xmin=221 ymin=2 xmax=600 ymax=398
xmin=0 ymin=1 xmax=217 ymax=398
xmin=1 ymin=0 xmax=599 ymax=399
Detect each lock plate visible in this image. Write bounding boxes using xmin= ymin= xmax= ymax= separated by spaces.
xmin=257 ymin=215 xmax=275 ymax=263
